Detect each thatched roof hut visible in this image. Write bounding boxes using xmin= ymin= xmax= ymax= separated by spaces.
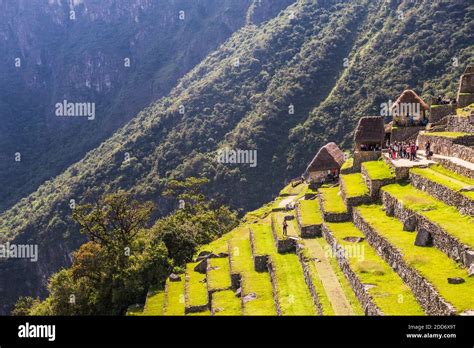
xmin=353 ymin=116 xmax=385 ymax=146
xmin=390 ymin=89 xmax=429 ymax=117
xmin=305 ymin=142 xmax=345 ymax=175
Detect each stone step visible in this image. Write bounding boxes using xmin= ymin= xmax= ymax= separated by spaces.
xmin=321 ymin=221 xmax=424 ymax=315
xmin=410 ymin=165 xmax=474 ymax=216
xmin=381 ymin=183 xmax=474 ymax=268
xmin=295 ymin=199 xmax=323 ymax=238
xmin=354 ymin=205 xmax=474 ymax=315
xmin=318 ymin=186 xmax=350 ymax=222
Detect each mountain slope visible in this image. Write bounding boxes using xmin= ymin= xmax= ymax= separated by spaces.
xmin=0 ymin=0 xmax=292 ymax=212
xmin=0 ymin=0 xmax=473 ymax=313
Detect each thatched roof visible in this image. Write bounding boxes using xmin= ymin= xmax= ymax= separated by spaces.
xmin=353 ymin=116 xmax=385 ymax=144
xmin=390 ymin=89 xmax=429 ymax=113
xmin=305 ymin=142 xmax=345 ymax=173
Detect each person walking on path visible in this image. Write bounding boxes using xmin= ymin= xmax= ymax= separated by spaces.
xmin=425 ymin=141 xmax=431 ymax=159
xmin=282 ymin=220 xmax=288 ymax=237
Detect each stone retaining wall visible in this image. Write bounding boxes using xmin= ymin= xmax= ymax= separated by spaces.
xmin=296 ymin=243 xmax=324 ymax=315
xmin=295 ymin=203 xmax=322 ymax=238
xmin=267 ymin=260 xmax=282 ymax=315
xmin=249 ymin=228 xmax=270 ymax=272
xmin=353 ymin=151 xmax=382 ymax=171
xmin=382 ymin=155 xmax=410 ymax=180
xmin=353 ymin=210 xmax=455 ymax=315
xmin=382 ymin=190 xmax=474 ymax=268
xmin=433 ymin=157 xmax=474 ymax=179
xmin=321 ymin=224 xmax=383 ymax=316
xmin=391 ymin=126 xmax=425 ymax=143
xmin=430 ymin=105 xmax=455 ymax=123
xmin=417 ymin=134 xmax=474 ymax=163
xmin=317 ymin=193 xmax=351 ymax=222
xmin=410 ymin=172 xmax=473 ymax=216
xmin=227 ymin=241 xmax=242 ymax=289
xmin=361 ymin=166 xmax=396 ymax=199
xmin=339 ymin=178 xmax=372 ymax=213
xmin=447 ymin=115 xmax=474 ymax=133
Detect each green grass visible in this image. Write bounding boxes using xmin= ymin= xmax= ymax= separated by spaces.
xmin=356 ymin=205 xmax=474 ymax=314
xmin=163 ymin=278 xmax=185 ymax=315
xmin=207 ymin=258 xmax=232 ymax=292
xmin=244 ymin=202 xmax=274 ymax=222
xmin=229 ymin=237 xmax=276 ymax=315
xmin=251 ymin=224 xmax=274 ymax=256
xmin=299 ymin=244 xmax=334 ymax=315
xmin=185 ymin=263 xmax=208 ymax=310
xmin=341 ymin=157 xmax=353 ymax=171
xmin=340 ymin=173 xmax=370 ymax=198
xmin=362 ymin=161 xmax=395 ymax=181
xmin=423 ymin=131 xmax=471 ymax=139
xmin=271 ymin=253 xmax=317 ymax=315
xmin=411 ymin=165 xmax=474 ymax=200
xmin=325 ymin=222 xmax=425 ymax=315
xmin=142 ymin=286 xmax=165 ymax=315
xmin=197 ymin=226 xmax=247 ymax=255
xmin=316 ymin=238 xmax=363 ymax=315
xmin=279 ymin=182 xmax=308 ymax=196
xmin=319 ymin=186 xmax=347 ymax=214
xmin=298 ymin=199 xmax=323 ymax=226
xmin=211 ymin=290 xmax=242 ymax=315
xmin=382 ymin=183 xmax=474 ymax=249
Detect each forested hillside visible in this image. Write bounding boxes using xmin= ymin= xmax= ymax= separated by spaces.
xmin=0 ymin=0 xmax=473 ymax=314
xmin=0 ymin=0 xmax=290 ymax=212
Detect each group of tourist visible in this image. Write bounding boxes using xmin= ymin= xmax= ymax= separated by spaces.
xmin=389 ymin=141 xmax=418 ymax=161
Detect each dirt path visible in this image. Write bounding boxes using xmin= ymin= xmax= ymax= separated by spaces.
xmin=302 ymin=239 xmax=355 ymax=315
